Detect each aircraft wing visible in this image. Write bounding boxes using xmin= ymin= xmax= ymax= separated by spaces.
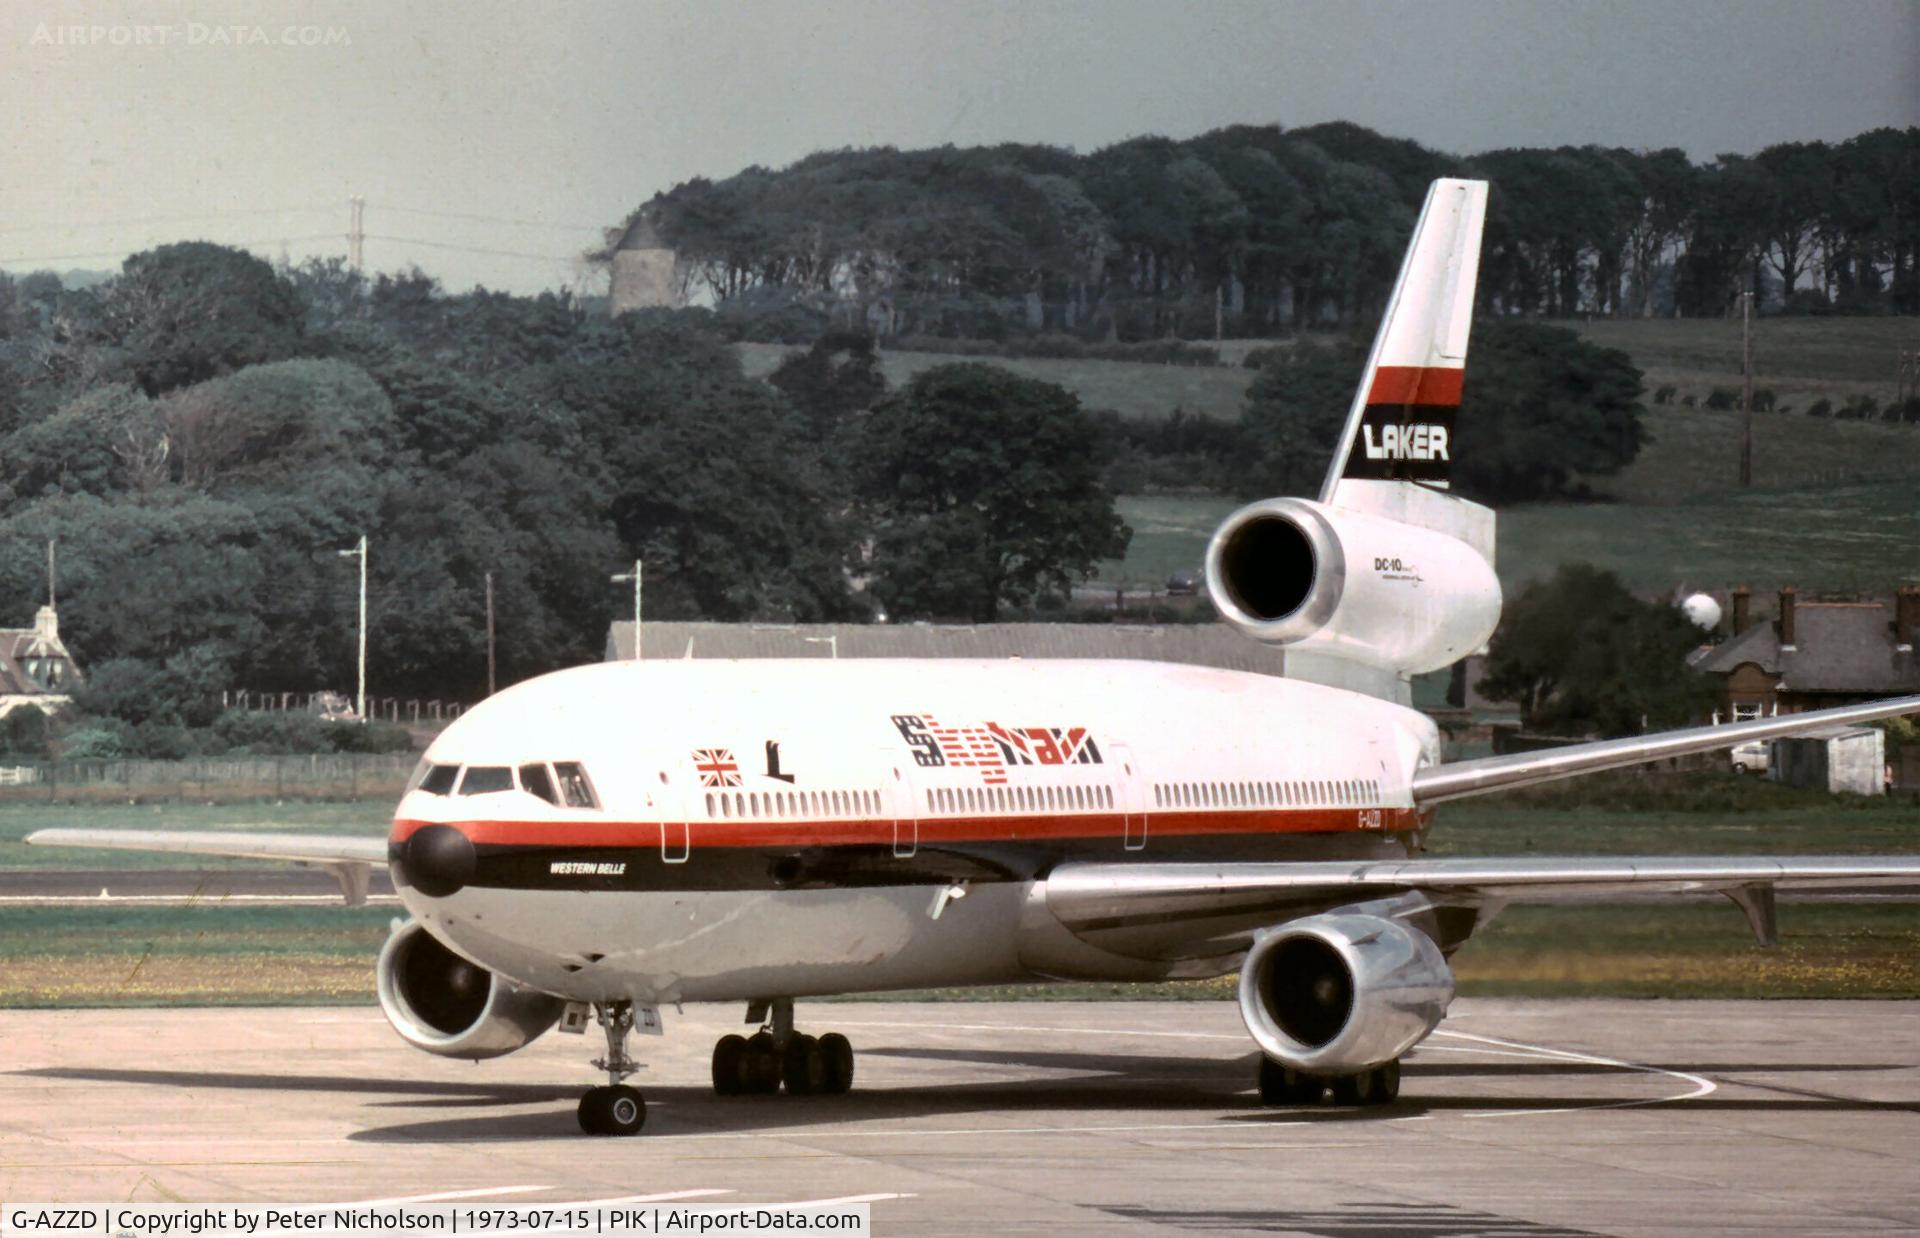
xmin=1044 ymin=855 xmax=1920 ymax=957
xmin=1412 ymin=694 xmax=1920 ymax=804
xmin=23 ymin=829 xmax=389 ymax=906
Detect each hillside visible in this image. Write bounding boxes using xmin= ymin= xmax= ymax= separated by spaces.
xmin=1107 ymin=481 xmax=1920 ymax=596
xmin=736 ymin=341 xmax=1255 ymax=422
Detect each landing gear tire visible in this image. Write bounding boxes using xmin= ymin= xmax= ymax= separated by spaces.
xmin=782 ymin=1034 xmax=827 ymax=1095
xmin=579 ymin=1002 xmax=647 ymax=1135
xmin=818 ymin=1032 xmax=854 ymax=1095
xmin=1257 ymin=1057 xmax=1322 ymax=1106
xmin=1329 ymin=1060 xmax=1400 ymax=1107
xmin=712 ymin=1034 xmax=749 ymax=1096
xmin=1331 ymin=1068 xmax=1378 ymax=1107
xmin=578 ymin=1085 xmax=646 ymax=1136
xmin=745 ymin=1031 xmax=782 ymax=1094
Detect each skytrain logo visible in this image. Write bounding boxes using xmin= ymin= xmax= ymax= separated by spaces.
xmin=891 ymin=715 xmax=1103 ymax=785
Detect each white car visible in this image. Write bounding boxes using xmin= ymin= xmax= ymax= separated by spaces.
xmin=1731 ymin=739 xmax=1770 ymax=774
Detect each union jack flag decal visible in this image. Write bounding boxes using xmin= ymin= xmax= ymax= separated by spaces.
xmin=693 ymin=748 xmax=741 ymax=787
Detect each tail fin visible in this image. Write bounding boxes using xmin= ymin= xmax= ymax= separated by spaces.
xmin=1321 ymin=179 xmax=1488 ymax=540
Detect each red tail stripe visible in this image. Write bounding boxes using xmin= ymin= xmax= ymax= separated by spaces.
xmin=1366 ymin=365 xmax=1463 ymax=407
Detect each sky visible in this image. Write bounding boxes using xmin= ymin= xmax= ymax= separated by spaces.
xmin=3 ymin=0 xmax=1916 ymax=294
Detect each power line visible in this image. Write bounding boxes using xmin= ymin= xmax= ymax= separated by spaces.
xmin=368 ymin=203 xmax=606 ymax=233
xmin=0 ymin=205 xmax=332 ymax=237
xmin=364 ymin=234 xmax=586 ymax=263
xmin=0 ymin=234 xmax=344 ymax=267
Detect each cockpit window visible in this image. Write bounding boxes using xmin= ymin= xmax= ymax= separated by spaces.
xmin=519 ymin=763 xmax=559 ymax=805
xmin=552 ymin=762 xmax=598 ymax=809
xmin=458 ymin=766 xmax=514 ymax=796
xmin=418 ymin=763 xmax=460 ymax=795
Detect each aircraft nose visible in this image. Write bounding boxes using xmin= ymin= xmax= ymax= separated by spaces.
xmin=396 ymin=824 xmax=476 ymax=898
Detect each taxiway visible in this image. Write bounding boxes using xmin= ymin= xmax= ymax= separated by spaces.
xmin=1 ymin=1000 xmax=1915 ymax=1234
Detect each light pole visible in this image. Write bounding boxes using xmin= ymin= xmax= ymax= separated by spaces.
xmin=338 ymin=536 xmax=367 ymax=721
xmin=611 ymin=559 xmax=642 ymax=660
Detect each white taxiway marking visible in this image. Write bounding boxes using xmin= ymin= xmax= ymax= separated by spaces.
xmin=785 ymin=1194 xmax=915 ymax=1206
xmin=1433 ymin=1028 xmax=1716 ymax=1116
xmin=354 ymin=1187 xmax=553 ymax=1205
xmin=0 ymin=895 xmax=401 ymax=906
xmin=827 ymin=1015 xmax=1715 ymax=1125
xmin=580 ymin=1192 xmax=734 ymax=1204
xmin=835 ymin=1018 xmax=1243 ymax=1042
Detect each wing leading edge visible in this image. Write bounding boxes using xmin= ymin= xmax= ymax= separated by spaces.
xmin=1045 ymin=855 xmax=1920 ymax=954
xmin=1412 ymin=693 xmax=1920 ymax=805
xmin=24 ymin=828 xmax=388 ymax=905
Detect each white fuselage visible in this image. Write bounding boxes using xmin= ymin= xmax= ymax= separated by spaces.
xmin=392 ymin=659 xmax=1439 ymax=1003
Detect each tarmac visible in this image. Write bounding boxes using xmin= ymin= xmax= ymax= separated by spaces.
xmin=1 ymin=1000 xmax=1915 ymax=1235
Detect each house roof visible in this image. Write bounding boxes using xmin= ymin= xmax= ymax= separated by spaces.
xmin=0 ymin=626 xmax=79 ymax=697
xmin=1693 ymin=600 xmax=1920 ymax=695
xmin=604 ymin=621 xmax=1290 ymax=675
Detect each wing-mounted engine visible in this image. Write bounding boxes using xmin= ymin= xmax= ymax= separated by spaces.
xmin=377 ymin=919 xmax=566 ymax=1060
xmin=1237 ymin=912 xmax=1454 ymax=1075
xmin=1205 ymin=497 xmax=1499 ymax=675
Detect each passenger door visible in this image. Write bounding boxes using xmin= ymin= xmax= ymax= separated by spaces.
xmin=1110 ymin=742 xmax=1147 ymax=852
xmin=881 ymin=749 xmax=918 ymax=859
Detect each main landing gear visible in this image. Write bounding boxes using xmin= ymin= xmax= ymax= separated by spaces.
xmin=1258 ymin=1056 xmax=1401 ymax=1108
xmin=710 ymin=997 xmax=855 ymax=1097
xmin=578 ymin=1002 xmax=646 ymax=1136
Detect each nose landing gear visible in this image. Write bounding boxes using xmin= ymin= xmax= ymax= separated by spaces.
xmin=711 ymin=998 xmax=854 ymax=1097
xmin=578 ymin=1001 xmax=646 ymax=1135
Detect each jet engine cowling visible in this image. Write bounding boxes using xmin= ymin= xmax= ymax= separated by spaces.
xmin=1236 ymin=912 xmax=1454 ymax=1075
xmin=376 ymin=920 xmax=565 ymax=1060
xmin=1204 ymin=497 xmax=1499 ymax=675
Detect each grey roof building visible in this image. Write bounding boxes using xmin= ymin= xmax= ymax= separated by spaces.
xmin=1692 ymin=586 xmax=1920 ymax=717
xmin=605 ymin=621 xmax=1289 ymax=675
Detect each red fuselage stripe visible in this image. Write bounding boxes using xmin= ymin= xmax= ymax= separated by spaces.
xmin=1366 ymin=365 xmax=1464 ymax=407
xmin=391 ymin=807 xmax=1419 ymax=850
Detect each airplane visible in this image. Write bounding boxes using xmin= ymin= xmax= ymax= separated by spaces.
xmin=30 ymin=177 xmax=1920 ymax=1138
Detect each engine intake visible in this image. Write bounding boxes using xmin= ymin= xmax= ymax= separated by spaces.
xmin=1205 ymin=497 xmax=1500 ymax=674
xmin=376 ymin=920 xmax=565 ymax=1060
xmin=1237 ymin=912 xmax=1453 ymax=1075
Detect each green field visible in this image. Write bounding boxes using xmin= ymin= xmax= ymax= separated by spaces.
xmin=1572 ymin=315 xmax=1916 ymax=411
xmin=3 ymin=777 xmax=1915 ymax=1005
xmin=736 ymin=341 xmax=1255 ymax=422
xmin=0 ymin=801 xmax=390 ymax=870
xmin=1104 ymin=479 xmax=1920 ymax=595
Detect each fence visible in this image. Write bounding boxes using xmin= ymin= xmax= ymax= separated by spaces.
xmin=0 ymin=753 xmax=418 ymax=803
xmin=221 ymin=690 xmax=468 ymax=724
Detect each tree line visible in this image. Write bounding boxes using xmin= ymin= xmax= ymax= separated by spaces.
xmin=607 ymin=122 xmax=1920 ymax=340
xmin=0 ymin=233 xmax=1652 ymax=753
xmin=0 ymin=247 xmax=1139 ymax=751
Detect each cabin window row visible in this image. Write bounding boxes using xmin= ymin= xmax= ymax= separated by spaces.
xmin=706 ymin=788 xmax=879 ymax=819
xmin=928 ymin=784 xmax=1115 ymax=815
xmin=1153 ymin=778 xmax=1381 ymax=810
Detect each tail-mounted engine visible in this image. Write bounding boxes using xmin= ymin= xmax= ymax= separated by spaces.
xmin=376 ymin=920 xmax=565 ymax=1060
xmin=1204 ymin=497 xmax=1499 ymax=675
xmin=1237 ymin=912 xmax=1454 ymax=1075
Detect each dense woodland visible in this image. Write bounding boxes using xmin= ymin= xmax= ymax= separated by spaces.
xmin=16 ymin=118 xmax=1913 ymax=751
xmin=612 ymin=123 xmax=1920 ymax=340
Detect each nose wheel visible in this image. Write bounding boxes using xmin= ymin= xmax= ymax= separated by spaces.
xmin=712 ymin=999 xmax=854 ymax=1097
xmin=578 ymin=1001 xmax=647 ymax=1135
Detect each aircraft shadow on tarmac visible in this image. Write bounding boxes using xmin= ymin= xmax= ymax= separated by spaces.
xmin=18 ymin=1045 xmax=1918 ymax=1143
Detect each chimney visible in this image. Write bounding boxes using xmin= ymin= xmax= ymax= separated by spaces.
xmin=1730 ymin=585 xmax=1751 ymax=633
xmin=1897 ymin=585 xmax=1920 ymax=651
xmin=1777 ymin=587 xmax=1797 ymax=649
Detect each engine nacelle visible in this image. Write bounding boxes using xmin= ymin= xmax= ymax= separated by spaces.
xmin=1237 ymin=912 xmax=1454 ymax=1075
xmin=1204 ymin=497 xmax=1500 ymax=675
xmin=376 ymin=920 xmax=565 ymax=1060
